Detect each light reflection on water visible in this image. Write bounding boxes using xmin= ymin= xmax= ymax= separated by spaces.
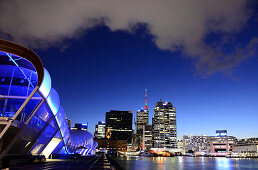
xmin=114 ymin=156 xmax=258 ymax=170
xmin=216 ymin=157 xmax=232 ymax=170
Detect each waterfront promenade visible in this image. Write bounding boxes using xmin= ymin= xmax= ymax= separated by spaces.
xmin=7 ymin=155 xmax=122 ymax=170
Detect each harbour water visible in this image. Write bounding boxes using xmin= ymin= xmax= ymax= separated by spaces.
xmin=114 ymin=156 xmax=258 ymax=170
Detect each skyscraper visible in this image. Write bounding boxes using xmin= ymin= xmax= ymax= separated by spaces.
xmin=94 ymin=121 xmax=106 ymax=139
xmin=152 ymin=101 xmax=177 ymax=148
xmin=143 ymin=124 xmax=152 ymax=149
xmin=136 ymin=89 xmax=149 ymax=149
xmin=105 ymin=110 xmax=133 ymax=143
xmin=136 ymin=109 xmax=149 ymax=148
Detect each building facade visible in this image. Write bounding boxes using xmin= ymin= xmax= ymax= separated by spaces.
xmin=237 ymin=138 xmax=258 ymax=145
xmin=95 ymin=139 xmax=127 ymax=152
xmin=152 ymin=101 xmax=177 ymax=148
xmin=183 ymin=135 xmax=210 ymax=154
xmin=233 ymin=144 xmax=258 ymax=157
xmin=136 ymin=109 xmax=149 ymax=148
xmin=209 ymin=135 xmax=236 ymax=155
xmin=94 ymin=121 xmax=106 ymax=139
xmin=183 ymin=130 xmax=237 ymax=155
xmin=143 ymin=124 xmax=152 ymax=149
xmin=105 ymin=110 xmax=133 ymax=143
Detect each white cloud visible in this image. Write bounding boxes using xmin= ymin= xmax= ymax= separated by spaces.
xmin=0 ymin=0 xmax=255 ymax=74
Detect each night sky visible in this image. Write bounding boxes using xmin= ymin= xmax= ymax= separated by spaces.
xmin=0 ymin=0 xmax=258 ymax=139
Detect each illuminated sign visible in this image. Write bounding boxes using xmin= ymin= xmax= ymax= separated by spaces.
xmin=216 ymin=130 xmax=227 ymax=136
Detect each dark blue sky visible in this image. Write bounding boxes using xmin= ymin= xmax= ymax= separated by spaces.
xmin=1 ymin=0 xmax=258 ymax=139
xmin=35 ymin=12 xmax=258 ymax=139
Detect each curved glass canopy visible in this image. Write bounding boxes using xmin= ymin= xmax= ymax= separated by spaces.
xmin=0 ymin=50 xmax=97 ymax=158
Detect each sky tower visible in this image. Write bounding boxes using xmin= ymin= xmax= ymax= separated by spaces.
xmin=136 ymin=88 xmax=149 ymax=149
xmin=144 ymin=88 xmax=148 ymax=110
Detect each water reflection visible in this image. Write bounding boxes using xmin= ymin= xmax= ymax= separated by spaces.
xmin=216 ymin=157 xmax=232 ymax=170
xmin=114 ymin=156 xmax=258 ymax=170
xmin=156 ymin=157 xmax=165 ymax=163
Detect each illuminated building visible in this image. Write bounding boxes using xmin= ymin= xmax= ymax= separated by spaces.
xmin=136 ymin=109 xmax=149 ymax=146
xmin=94 ymin=121 xmax=105 ymax=139
xmin=152 ymin=101 xmax=177 ymax=148
xmin=72 ymin=123 xmax=88 ymax=131
xmin=237 ymin=138 xmax=258 ymax=145
xmin=210 ymin=130 xmax=236 ymax=155
xmin=105 ymin=110 xmax=133 ymax=143
xmin=177 ymin=140 xmax=183 ymax=150
xmin=136 ymin=88 xmax=149 ymax=149
xmin=183 ymin=130 xmax=237 ymax=155
xmin=95 ymin=139 xmax=127 ymax=152
xmin=233 ymin=144 xmax=258 ymax=157
xmin=183 ymin=135 xmax=210 ymax=154
xmin=0 ymin=40 xmax=97 ymax=161
xmin=143 ymin=124 xmax=152 ymax=149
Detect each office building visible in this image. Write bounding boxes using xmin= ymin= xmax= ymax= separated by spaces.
xmin=136 ymin=109 xmax=149 ymax=146
xmin=233 ymin=144 xmax=258 ymax=157
xmin=105 ymin=110 xmax=133 ymax=143
xmin=183 ymin=135 xmax=210 ymax=154
xmin=237 ymin=138 xmax=258 ymax=145
xmin=94 ymin=121 xmax=106 ymax=139
xmin=95 ymin=139 xmax=127 ymax=152
xmin=183 ymin=130 xmax=237 ymax=155
xmin=143 ymin=124 xmax=152 ymax=149
xmin=136 ymin=88 xmax=149 ymax=149
xmin=152 ymin=101 xmax=177 ymax=148
xmin=210 ymin=130 xmax=236 ymax=155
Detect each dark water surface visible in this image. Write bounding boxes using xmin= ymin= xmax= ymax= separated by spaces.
xmin=114 ymin=156 xmax=258 ymax=170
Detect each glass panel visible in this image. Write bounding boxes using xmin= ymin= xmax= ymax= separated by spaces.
xmin=0 ymin=84 xmax=9 ymax=96
xmin=0 ymin=99 xmax=5 ymax=116
xmin=49 ymin=118 xmax=58 ymax=130
xmin=4 ymin=99 xmax=25 ymax=117
xmin=37 ymin=124 xmax=56 ymax=144
xmin=52 ymin=140 xmax=64 ymax=154
xmin=0 ymin=52 xmax=37 ymax=72
xmin=46 ymin=88 xmax=60 ymax=115
xmin=54 ymin=131 xmax=61 ymax=139
xmin=36 ymin=124 xmax=57 ymax=154
xmin=58 ymin=146 xmax=67 ymax=154
xmin=9 ymin=67 xmax=37 ymax=96
xmin=0 ymin=65 xmax=38 ymax=96
xmin=26 ymin=116 xmax=46 ymax=133
xmin=35 ymin=102 xmax=52 ymax=122
xmin=22 ymin=99 xmax=40 ymax=122
xmin=0 ymin=65 xmax=15 ymax=96
xmin=20 ymin=116 xmax=46 ymax=142
xmin=0 ymin=65 xmax=15 ymax=79
xmin=55 ymin=107 xmax=66 ymax=128
xmin=61 ymin=126 xmax=70 ymax=144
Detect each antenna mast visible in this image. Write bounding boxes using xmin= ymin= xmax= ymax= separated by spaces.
xmin=144 ymin=88 xmax=148 ymax=110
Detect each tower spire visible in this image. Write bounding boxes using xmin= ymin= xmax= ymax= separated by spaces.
xmin=144 ymin=88 xmax=148 ymax=110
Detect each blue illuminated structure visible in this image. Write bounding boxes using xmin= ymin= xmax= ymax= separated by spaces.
xmin=0 ymin=39 xmax=97 ymax=159
xmin=216 ymin=130 xmax=228 ymax=137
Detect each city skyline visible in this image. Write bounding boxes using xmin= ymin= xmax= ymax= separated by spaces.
xmin=1 ymin=1 xmax=258 ymax=139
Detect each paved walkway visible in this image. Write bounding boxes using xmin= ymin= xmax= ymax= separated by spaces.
xmin=9 ymin=155 xmax=116 ymax=170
